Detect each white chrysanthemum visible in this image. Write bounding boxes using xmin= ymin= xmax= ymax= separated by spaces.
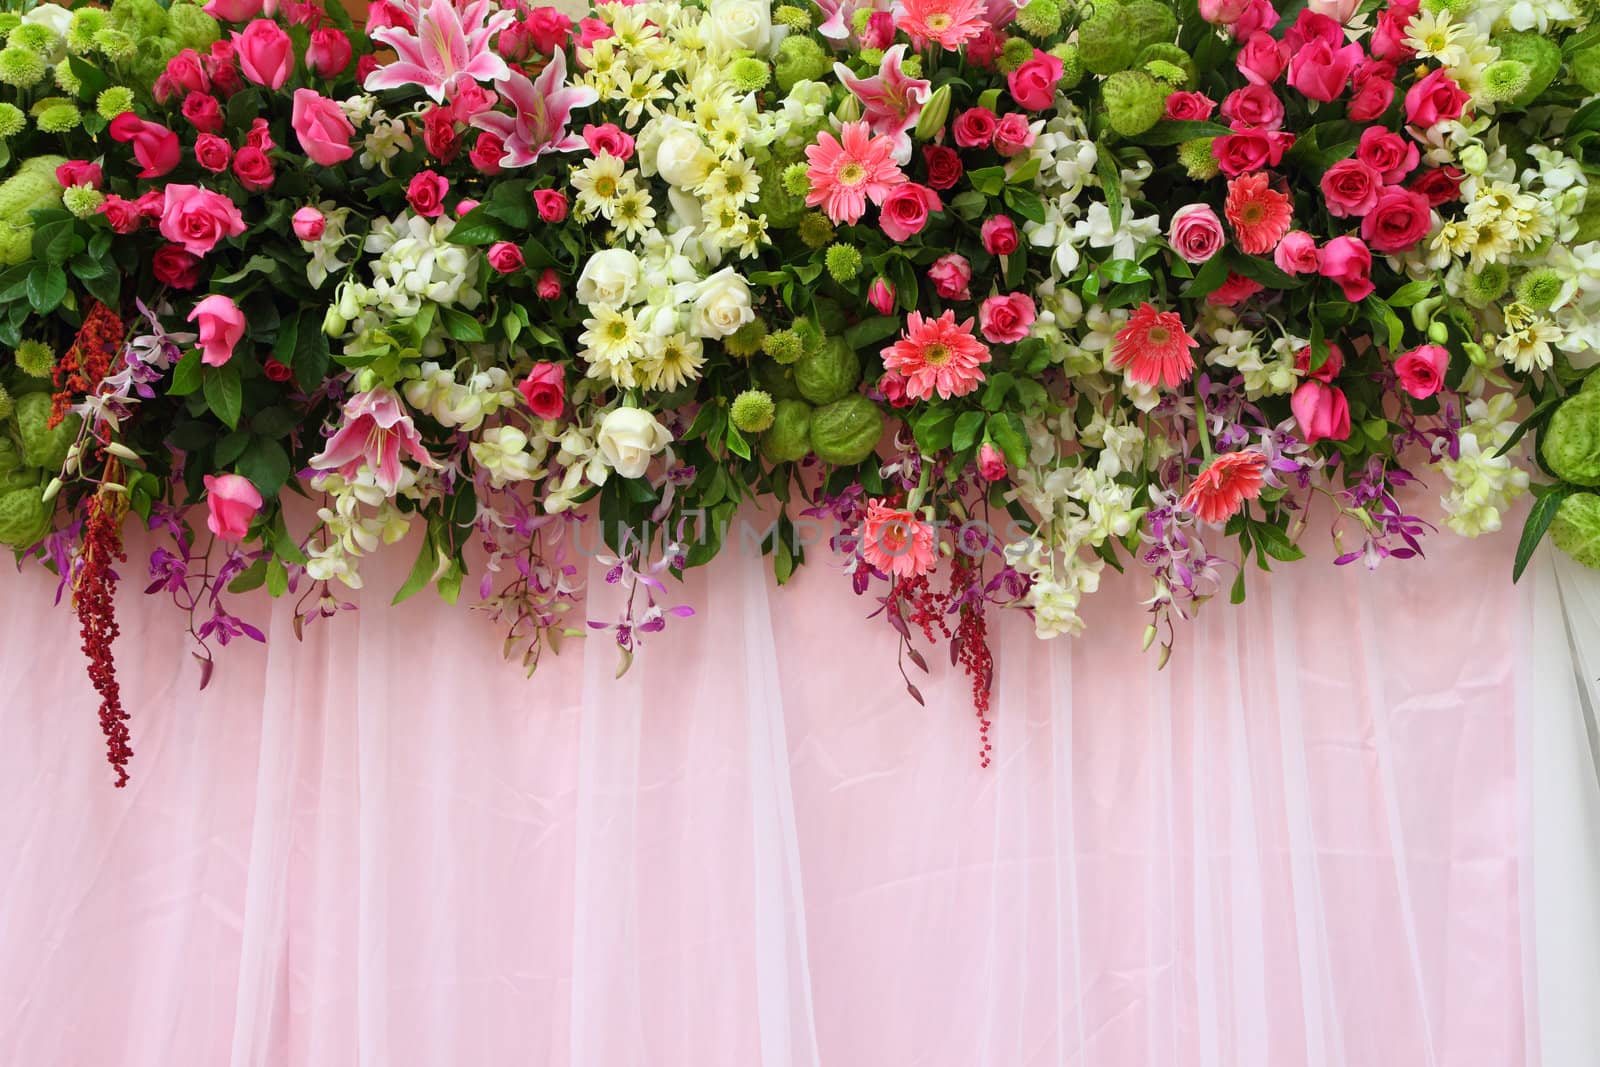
xmin=573 ymin=153 xmax=635 ymax=221
xmin=579 ymin=307 xmax=645 ymax=387
xmin=641 ymin=332 xmax=706 ymax=391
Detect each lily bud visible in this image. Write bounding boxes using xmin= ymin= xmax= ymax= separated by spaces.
xmin=836 ymin=94 xmax=862 ymax=123
xmin=914 ymin=84 xmax=952 ymax=140
xmin=1410 ymin=294 xmax=1445 ymax=332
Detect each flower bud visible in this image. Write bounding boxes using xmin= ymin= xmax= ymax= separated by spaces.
xmin=1463 ymin=341 xmax=1489 ymax=367
xmin=1427 ymin=319 xmax=1449 ymax=344
xmin=1459 ymin=143 xmax=1489 ymax=175
xmin=836 ymin=94 xmax=862 ymax=123
xmin=322 ymin=306 xmax=347 ymax=337
xmin=914 ymin=84 xmax=952 ymax=140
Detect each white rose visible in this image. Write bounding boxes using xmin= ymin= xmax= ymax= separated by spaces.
xmin=690 ymin=268 xmax=754 ymax=339
xmin=597 ymin=408 xmax=672 ymax=480
xmin=577 ymin=248 xmax=641 ymax=308
xmin=22 ymin=3 xmax=72 ymax=39
xmin=704 ymin=0 xmax=773 ymax=55
xmin=654 ymin=125 xmax=715 ymax=189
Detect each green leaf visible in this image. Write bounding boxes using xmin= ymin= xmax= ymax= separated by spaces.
xmin=914 ymin=407 xmax=957 ymax=453
xmin=440 ymin=306 xmax=486 ymax=342
xmin=265 ymin=556 xmax=289 ymax=597
xmin=32 ymin=219 xmax=73 ymax=265
xmin=1137 ymin=119 xmax=1234 ymax=145
xmin=1230 ymin=566 xmax=1248 ymax=604
xmin=1227 ymin=252 xmax=1300 ymax=290
xmin=1252 ymin=522 xmax=1305 ymax=563
xmin=26 ymin=266 xmax=66 ymax=313
xmin=986 ymin=412 xmax=1027 ymax=468
xmin=952 ymin=410 xmax=985 ymax=452
xmin=445 ymin=207 xmax=504 ymax=246
xmin=251 ymin=406 xmax=299 ymax=438
xmin=949 ymin=190 xmax=987 ymax=220
xmin=203 ymin=363 xmax=243 ymax=430
xmin=967 ymin=166 xmax=1006 ymax=196
xmin=1100 ymin=259 xmax=1151 ymax=284
xmin=1005 ymin=156 xmax=1041 ymax=186
xmin=211 ymin=255 xmax=279 ymax=286
xmin=228 ymin=558 xmax=268 ymax=594
xmin=293 ymin=323 xmax=330 ymax=391
xmin=237 ymin=437 xmax=292 ymax=496
xmin=1003 ymin=186 xmax=1046 ymax=224
xmin=1095 ymin=148 xmax=1123 ymax=231
xmin=215 ymin=430 xmax=251 ymax=466
xmin=1514 ymin=486 xmax=1572 ymax=583
xmin=843 ymin=315 xmax=903 ymax=349
xmin=169 ymin=349 xmax=203 ymax=396
xmin=726 ymin=421 xmax=752 ymax=460
xmin=392 ymin=528 xmax=441 ymax=605
xmin=1184 ymin=253 xmax=1231 ymax=300
xmin=1386 ymin=279 xmax=1436 ymax=308
xmin=80 ymin=268 xmax=119 ymax=308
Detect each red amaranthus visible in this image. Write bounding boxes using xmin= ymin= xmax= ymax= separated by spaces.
xmin=77 ymin=485 xmax=133 ymax=786
xmin=51 ymin=300 xmax=123 ymax=430
xmin=889 ymin=557 xmax=995 ymax=767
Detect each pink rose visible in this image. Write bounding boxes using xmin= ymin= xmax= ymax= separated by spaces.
xmin=1348 ymin=62 xmax=1396 ymax=121
xmin=450 ymin=82 xmax=497 ymax=122
xmin=1288 ymin=39 xmax=1363 ymax=102
xmin=1405 ymin=68 xmax=1469 ymax=128
xmin=868 ymin=276 xmax=896 ymax=315
xmin=536 ymin=268 xmax=561 ymax=300
xmin=291 ymin=89 xmax=355 ymax=166
xmin=966 ymin=25 xmax=1003 ymax=67
xmin=1318 ymin=235 xmax=1374 ymax=301
xmin=306 ymin=28 xmax=352 ymax=78
xmin=1309 ymin=0 xmax=1361 ymax=21
xmin=232 ymin=146 xmax=275 ymax=192
xmin=407 ymin=171 xmax=449 ymax=218
xmin=879 ymin=182 xmax=941 ymax=242
xmin=55 ymin=160 xmax=102 ymax=189
xmin=1357 ymin=127 xmax=1418 ymax=183
xmin=456 ymin=199 xmax=480 ymax=216
xmin=1273 ymin=230 xmax=1320 ymax=274
xmin=1290 ymin=380 xmax=1352 ymax=444
xmin=1321 ymin=158 xmax=1382 ymax=218
xmin=203 ymin=473 xmax=263 ymax=543
xmin=928 ymin=254 xmax=972 ymax=301
xmin=1371 ymin=5 xmax=1416 ymax=61
xmin=982 ymin=215 xmax=1019 ymax=255
xmin=1283 ymin=8 xmax=1343 ymax=49
xmin=487 ymin=241 xmax=525 ymax=273
xmin=1164 ymin=91 xmax=1217 ymax=121
xmin=194 ymin=133 xmax=232 ymax=173
xmin=1236 ymin=32 xmax=1289 ymax=85
xmin=100 ymin=195 xmax=142 ymax=234
xmin=1207 ymin=271 xmax=1265 ymax=307
xmin=878 ymin=370 xmax=914 ymax=408
xmin=976 ymin=442 xmax=1007 ymax=482
xmin=159 ymin=184 xmax=247 ymax=257
xmin=1394 ymin=343 xmax=1449 ymax=399
xmin=136 ymin=191 xmax=165 ymax=220
xmin=188 ymin=294 xmax=246 ymax=367
xmin=583 ymin=123 xmax=634 ymax=161
xmin=108 ymin=113 xmax=181 ymax=179
xmin=576 ymin=16 xmax=613 ymax=49
xmin=1200 ymin=0 xmax=1251 ymax=26
xmin=1233 ymin=0 xmax=1279 ymax=38
xmin=1221 ymin=85 xmax=1284 ymax=129
xmin=470 ymin=132 xmax=506 ymax=175
xmin=233 ymin=20 xmax=293 ymax=90
xmin=292 ymin=206 xmax=326 ymax=241
xmin=1360 ymin=185 xmax=1431 ymax=253
xmin=993 ymin=112 xmax=1036 ymax=157
xmin=1294 ymin=341 xmax=1344 ymax=383
xmin=1167 ymin=203 xmax=1225 ymax=264
xmin=953 ymin=107 xmax=998 ymax=148
xmin=979 ymin=293 xmax=1036 ymax=344
xmin=158 ymin=49 xmax=210 ymax=101
xmin=153 ymin=245 xmax=202 ymax=289
xmin=422 ymin=106 xmax=460 ymax=162
xmin=1411 ymin=165 xmax=1464 ymax=206
xmin=245 ymin=117 xmax=273 ymax=152
xmin=517 ymin=362 xmax=566 ymax=419
xmin=181 ymin=92 xmax=224 ymax=133
xmin=1008 ymin=49 xmax=1064 ymax=111
xmin=203 ymin=0 xmax=266 ymax=20
xmin=534 ymin=188 xmax=569 ymax=222
xmin=1213 ymin=129 xmax=1293 ymax=176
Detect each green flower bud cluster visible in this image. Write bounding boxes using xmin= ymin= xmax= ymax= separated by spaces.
xmin=13 ymin=340 xmax=54 ymax=379
xmin=725 ymin=318 xmax=769 ymax=358
xmin=798 ymin=212 xmax=834 ymax=249
xmin=997 ymin=37 xmax=1036 ymax=74
xmin=1552 ymin=493 xmax=1600 ymax=569
xmin=1516 ymin=268 xmax=1565 ymax=310
xmin=729 ymin=57 xmax=771 ymax=91
xmin=775 ymin=5 xmax=813 ymax=30
xmin=96 ymin=87 xmax=135 ymax=119
xmin=825 ymin=243 xmax=863 ymax=283
xmin=1016 ymin=0 xmax=1062 ymax=37
xmin=1463 ymin=262 xmax=1510 ymax=308
xmin=1178 ymin=137 xmax=1220 ymax=179
xmin=0 ymin=46 xmax=47 ymax=88
xmin=1479 ymin=59 xmax=1531 ymax=103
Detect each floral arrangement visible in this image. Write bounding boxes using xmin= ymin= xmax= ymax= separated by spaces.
xmin=5 ymin=0 xmax=1600 ymax=783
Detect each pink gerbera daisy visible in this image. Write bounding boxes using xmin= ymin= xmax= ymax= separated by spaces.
xmin=1181 ymin=450 xmax=1269 ymax=525
xmin=894 ymin=0 xmax=988 ymax=50
xmin=1111 ymin=303 xmax=1198 ymax=389
xmin=860 ymin=499 xmax=936 ymax=578
xmin=804 ymin=120 xmax=906 ymax=225
xmin=881 ymin=309 xmax=992 ymax=400
xmin=1224 ymin=172 xmax=1294 ymax=255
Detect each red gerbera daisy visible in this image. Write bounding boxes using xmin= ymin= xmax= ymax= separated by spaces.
xmin=1181 ymin=450 xmax=1270 ymax=525
xmin=1111 ymin=303 xmax=1198 ymax=389
xmin=1224 ymin=172 xmax=1294 ymax=255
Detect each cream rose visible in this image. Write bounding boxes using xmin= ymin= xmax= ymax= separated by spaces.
xmin=576 ymin=248 xmax=641 ymax=308
xmin=653 ymin=125 xmax=715 ymax=189
xmin=704 ymin=0 xmax=774 ymax=54
xmin=597 ymin=408 xmax=672 ymax=480
xmin=690 ymin=268 xmax=754 ymax=339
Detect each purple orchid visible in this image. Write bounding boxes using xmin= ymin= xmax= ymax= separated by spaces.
xmin=470 ymin=50 xmax=597 ymax=168
xmin=833 ymin=45 xmax=930 ymax=164
xmin=363 ymin=0 xmax=515 ymax=104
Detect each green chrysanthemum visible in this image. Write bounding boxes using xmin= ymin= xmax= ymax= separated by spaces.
xmin=13 ymin=339 xmax=55 ymax=379
xmin=731 ymin=389 xmax=777 ymax=433
xmin=726 ymin=318 xmax=769 ymax=358
xmin=1178 ymin=137 xmax=1220 ymax=179
xmin=1493 ymin=32 xmax=1561 ymax=105
xmin=1516 ymin=267 xmax=1565 ymax=310
xmin=997 ymin=37 xmax=1035 ymax=74
xmin=773 ymin=35 xmax=829 ymax=93
xmin=782 ymin=161 xmax=811 ymax=198
xmin=0 ymin=385 xmax=12 ymax=422
xmin=0 ymin=15 xmax=21 ymax=38
xmin=851 ymin=7 xmax=874 ymax=34
xmin=8 ymin=24 xmax=59 ymax=56
xmin=67 ymin=9 xmax=107 ymax=54
xmin=728 ymin=56 xmax=770 ymax=91
xmin=95 ymin=86 xmax=135 ymax=119
xmin=1139 ymin=43 xmax=1197 ymax=88
xmin=1049 ymin=43 xmax=1085 ymax=89
xmin=0 ymin=103 xmax=24 ymax=138
xmin=0 ymin=46 xmax=47 ymax=88
xmin=763 ymin=328 xmax=805 ymax=365
xmin=63 ymin=185 xmax=103 ymax=218
xmin=857 ymin=47 xmax=885 ymax=67
xmin=93 ymin=29 xmax=137 ymax=62
xmin=798 ymin=212 xmax=834 ymax=249
xmin=775 ymin=5 xmax=813 ymax=30
xmin=1480 ymin=59 xmax=1531 ymax=103
xmin=1102 ymin=70 xmax=1165 ymax=137
xmin=825 ymin=243 xmax=862 ymax=283
xmin=54 ymin=62 xmax=81 ymax=95
xmin=792 ymin=318 xmax=825 ymax=358
xmin=1145 ymin=59 xmax=1187 ymax=87
xmin=1017 ymin=0 xmax=1062 ymax=36
xmin=36 ymin=104 xmax=81 ymax=133
xmin=1463 ymin=262 xmax=1510 ymax=308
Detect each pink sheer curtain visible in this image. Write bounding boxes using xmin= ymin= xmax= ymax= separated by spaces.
xmin=0 ymin=517 xmax=1553 ymax=1066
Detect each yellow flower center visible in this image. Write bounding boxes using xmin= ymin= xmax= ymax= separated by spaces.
xmin=925 ymin=12 xmax=952 ymax=31
xmin=595 ymin=175 xmax=617 ymax=198
xmin=923 ymin=342 xmax=951 ymax=365
xmin=837 ymin=161 xmax=866 ymax=186
xmin=1146 ymin=326 xmax=1170 ymax=346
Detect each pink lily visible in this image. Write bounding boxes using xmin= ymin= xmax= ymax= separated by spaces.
xmin=363 ymin=0 xmax=515 ymax=104
xmin=833 ymin=44 xmax=930 ymax=164
xmin=308 ymin=388 xmax=440 ymax=495
xmin=470 ymin=50 xmax=597 ymax=168
xmin=813 ymin=0 xmax=892 ymax=39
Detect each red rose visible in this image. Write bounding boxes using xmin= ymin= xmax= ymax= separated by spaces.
xmin=232 ymin=146 xmax=275 ymax=191
xmin=263 ymin=358 xmax=294 ymax=383
xmin=1360 ymin=186 xmax=1431 ymax=252
xmin=407 ymin=170 xmax=449 ymax=217
xmin=182 ymin=91 xmax=224 ymax=134
xmin=536 ymin=267 xmax=561 ymax=300
xmin=1320 ymin=158 xmax=1382 ymax=218
xmin=305 ymin=28 xmax=352 ymax=78
xmin=99 ymin=195 xmax=142 ymax=234
xmin=159 ymin=49 xmax=210 ymax=102
xmin=356 ymin=54 xmax=379 ymax=84
xmin=1236 ymin=31 xmax=1289 ymax=85
xmin=1405 ymin=68 xmax=1468 ymax=127
xmin=1007 ymin=49 xmax=1064 ymax=111
xmin=1164 ymin=91 xmax=1217 ymax=122
xmin=517 ymin=361 xmax=566 ymax=419
xmin=1207 ymin=271 xmax=1265 ymax=307
xmin=108 ymin=113 xmax=180 ymax=179
xmin=1410 ymin=165 xmax=1464 ymax=206
xmin=1213 ymin=129 xmax=1293 ymax=177
xmin=55 ymin=160 xmax=102 ymax=189
xmin=966 ymin=26 xmax=1003 ymax=67
xmin=450 ymin=82 xmax=497 ymax=121
xmin=152 ymin=245 xmax=203 ymax=289
xmin=206 ymin=40 xmax=243 ymax=97
xmin=423 ymin=105 xmax=460 ymax=162
xmin=993 ymin=112 xmax=1036 ymax=157
xmin=487 ymin=241 xmax=525 ymax=273
xmin=135 ymin=191 xmax=164 ymax=219
xmin=194 ymin=133 xmax=233 ymax=173
xmin=981 ymin=215 xmax=1019 ymax=255
xmin=469 ymin=132 xmax=506 ymax=175
xmin=526 ymin=7 xmax=574 ymax=53
xmin=1220 ymin=85 xmax=1283 ymax=130
xmin=534 ymin=188 xmax=569 ymax=223
xmin=952 ymin=107 xmax=998 ymax=148
xmin=1356 ymin=127 xmax=1418 ymax=183
xmin=582 ymin=122 xmax=635 ymax=161
xmin=1347 ymin=75 xmax=1395 ymax=121
xmin=1294 ymin=340 xmax=1345 ymax=383
xmin=921 ymin=144 xmax=963 ymax=190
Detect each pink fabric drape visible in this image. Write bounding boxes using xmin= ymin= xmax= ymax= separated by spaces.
xmin=0 ymin=517 xmax=1533 ymax=1067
